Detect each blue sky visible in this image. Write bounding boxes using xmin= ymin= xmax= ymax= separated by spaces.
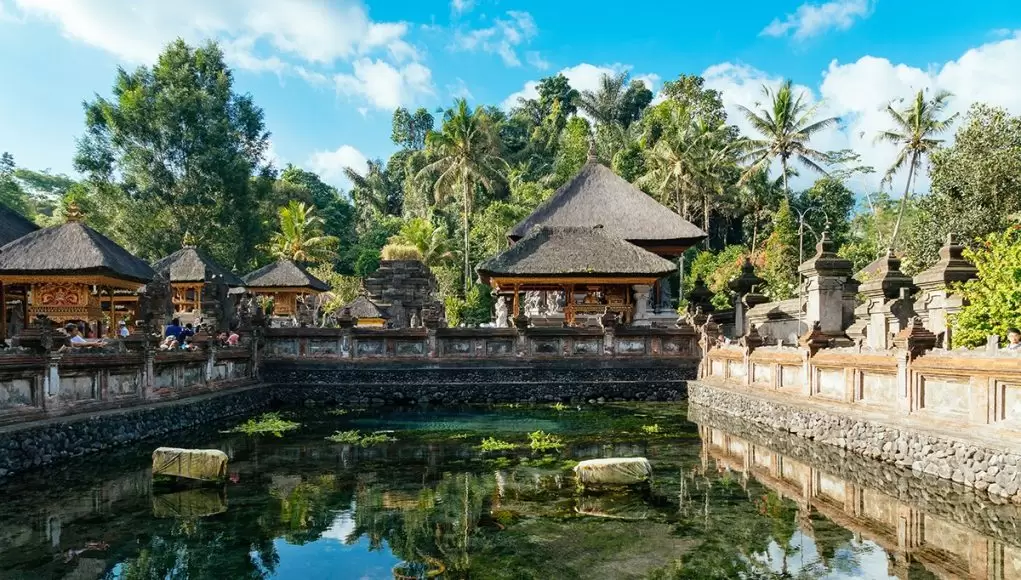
xmin=1 ymin=0 xmax=1019 ymax=194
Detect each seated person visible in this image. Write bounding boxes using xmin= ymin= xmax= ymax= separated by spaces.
xmin=227 ymin=331 xmax=240 ymax=346
xmin=181 ymin=336 xmax=197 ymax=351
xmin=63 ymin=323 xmax=106 ymax=349
xmin=118 ymin=320 xmax=130 ymax=338
xmin=178 ymin=322 xmax=195 ymax=342
xmin=164 ymin=318 xmax=182 ymax=339
xmin=159 ymin=336 xmax=178 ymax=350
xmin=1007 ymin=327 xmax=1021 ymax=352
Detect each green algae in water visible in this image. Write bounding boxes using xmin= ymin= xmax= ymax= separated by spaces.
xmin=479 ymin=437 xmax=518 ymax=452
xmin=325 ymin=429 xmax=396 ymax=446
xmin=222 ymin=412 xmax=300 ymax=437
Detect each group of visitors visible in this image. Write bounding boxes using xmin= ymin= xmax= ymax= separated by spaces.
xmin=160 ymin=318 xmax=240 ymax=351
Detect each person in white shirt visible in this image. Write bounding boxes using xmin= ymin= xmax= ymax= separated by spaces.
xmin=65 ymin=323 xmax=87 ymax=344
xmin=1007 ymin=328 xmax=1021 ymax=352
xmin=118 ymin=320 xmax=130 ymax=338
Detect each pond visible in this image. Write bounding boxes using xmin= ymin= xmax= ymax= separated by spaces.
xmin=1 ymin=402 xmax=1018 ymax=579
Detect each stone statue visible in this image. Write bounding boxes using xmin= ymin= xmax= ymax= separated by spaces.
xmin=524 ymin=291 xmax=543 ymax=316
xmin=389 ymin=299 xmax=406 ymax=329
xmin=409 ymin=311 xmax=420 ymax=328
xmin=657 ymin=279 xmax=672 ymax=312
xmin=545 ymin=291 xmax=564 ymax=314
xmin=495 ymin=296 xmax=509 ymax=328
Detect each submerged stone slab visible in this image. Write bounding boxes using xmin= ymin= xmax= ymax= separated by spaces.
xmin=152 ymin=447 xmax=228 ymax=482
xmin=574 ymin=457 xmax=652 ymax=486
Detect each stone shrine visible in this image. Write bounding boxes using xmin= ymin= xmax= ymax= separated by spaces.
xmin=362 ymin=260 xmax=443 ymax=329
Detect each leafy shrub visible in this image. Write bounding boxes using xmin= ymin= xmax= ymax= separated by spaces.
xmin=479 ymin=437 xmax=518 ymax=452
xmin=224 ymin=412 xmax=300 ymax=437
xmin=641 ymin=424 xmax=661 ymax=434
xmin=952 ymin=224 xmax=1021 ymax=347
xmin=325 ymin=430 xmax=396 ymax=446
xmin=551 ymin=402 xmax=567 ymax=412
xmin=528 ymin=430 xmax=564 ymax=452
xmin=380 ymin=243 xmax=424 ymax=261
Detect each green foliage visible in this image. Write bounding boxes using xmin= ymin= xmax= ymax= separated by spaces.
xmin=0 ymin=152 xmax=34 ymax=218
xmin=478 ymin=437 xmax=518 ymax=452
xmin=224 ymin=413 xmax=301 ymax=437
xmin=795 ymin=176 xmax=855 ymax=254
xmin=380 ymin=243 xmax=424 ymax=261
xmin=325 ymin=430 xmax=396 ymax=446
xmin=74 ymin=39 xmax=270 ymax=268
xmin=952 ymin=225 xmax=1021 ymax=347
xmin=444 ymin=283 xmax=493 ymax=326
xmin=265 ymin=201 xmax=340 ymax=265
xmin=641 ymin=424 xmax=661 ymax=434
xmin=760 ymin=198 xmax=800 ymax=299
xmin=391 ymin=107 xmax=435 ymax=150
xmin=307 ymin=265 xmax=362 ymax=317
xmin=528 ymin=430 xmax=564 ymax=452
xmin=388 ymin=217 xmax=455 ymax=266
xmin=550 ymin=402 xmax=568 ymax=412
xmin=683 ymin=245 xmax=746 ymax=310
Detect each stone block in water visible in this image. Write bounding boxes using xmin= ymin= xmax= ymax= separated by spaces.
xmin=152 ymin=447 xmax=228 ymax=482
xmin=573 ymin=457 xmax=652 ymax=486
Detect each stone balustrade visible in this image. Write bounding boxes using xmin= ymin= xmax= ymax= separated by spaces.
xmin=0 ymin=343 xmax=257 ymax=426
xmin=260 ymin=324 xmax=702 ymax=362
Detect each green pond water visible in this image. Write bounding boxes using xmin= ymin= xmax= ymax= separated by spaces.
xmin=0 ymin=403 xmax=1008 ymax=579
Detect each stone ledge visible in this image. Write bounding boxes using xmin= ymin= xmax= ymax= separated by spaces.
xmin=689 ymin=380 xmax=1021 ymax=505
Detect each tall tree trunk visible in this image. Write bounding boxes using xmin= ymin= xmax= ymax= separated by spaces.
xmin=463 ymin=178 xmax=471 ymax=295
xmin=703 ymin=192 xmax=710 ymax=248
xmin=781 ymin=158 xmax=790 ymax=198
xmin=889 ymin=151 xmax=917 ymax=250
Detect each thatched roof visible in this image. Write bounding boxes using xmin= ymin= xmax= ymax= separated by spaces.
xmin=242 ymin=259 xmax=329 ymax=291
xmin=341 ymin=295 xmax=389 ymax=320
xmin=152 ymin=246 xmax=245 ymax=287
xmin=508 ymin=159 xmax=707 ymax=246
xmin=0 ymin=220 xmax=154 ymax=283
xmin=478 ymin=226 xmax=678 ymax=279
xmin=0 ymin=203 xmax=39 ymax=246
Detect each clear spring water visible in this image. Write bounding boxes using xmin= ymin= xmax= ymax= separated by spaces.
xmin=0 ymin=402 xmax=1015 ymax=579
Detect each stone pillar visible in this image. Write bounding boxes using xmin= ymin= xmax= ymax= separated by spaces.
xmin=142 ymin=342 xmax=155 ymax=400
xmin=912 ymin=234 xmax=978 ymax=349
xmin=632 ymin=284 xmax=652 ymax=327
xmin=797 ymin=232 xmax=853 ymax=341
xmin=849 ymin=250 xmax=916 ymax=349
xmin=44 ymin=351 xmax=61 ymax=403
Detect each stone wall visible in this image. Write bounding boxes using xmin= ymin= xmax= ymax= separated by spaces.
xmin=263 ymin=359 xmax=693 ymax=406
xmin=689 ymin=380 xmax=1021 ymax=505
xmin=693 ymin=404 xmax=1021 ymax=578
xmin=0 ymin=385 xmax=269 ymax=479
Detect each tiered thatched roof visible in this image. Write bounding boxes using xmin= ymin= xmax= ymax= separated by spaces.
xmin=0 ymin=219 xmax=154 ymax=284
xmin=478 ymin=225 xmax=677 ymax=281
xmin=152 ymin=246 xmax=245 ymax=287
xmin=242 ymin=259 xmax=328 ymax=291
xmin=340 ymin=295 xmax=389 ymax=320
xmin=0 ymin=203 xmax=39 ymax=246
xmin=508 ymin=158 xmax=706 ymax=251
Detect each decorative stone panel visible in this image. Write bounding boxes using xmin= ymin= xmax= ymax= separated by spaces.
xmin=107 ymin=372 xmax=140 ymax=397
xmin=815 ymin=368 xmax=845 ymax=400
xmin=0 ymin=378 xmax=34 ymax=409
xmin=355 ymin=339 xmax=385 ymax=357
xmin=573 ymin=339 xmax=601 ymax=355
xmin=860 ymin=372 xmax=896 ymax=408
xmin=752 ymin=363 xmax=772 ymax=386
xmin=394 ymin=340 xmax=426 ymax=357
xmin=615 ymin=338 xmax=647 ymax=355
xmin=919 ymin=375 xmax=970 ymax=419
xmin=486 ymin=340 xmax=514 ymax=356
xmin=59 ymin=374 xmax=96 ymax=402
xmin=309 ymin=339 xmax=339 ymax=355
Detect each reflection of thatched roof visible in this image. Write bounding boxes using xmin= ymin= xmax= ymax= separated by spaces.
xmin=478 ymin=226 xmax=678 ymax=279
xmin=0 ymin=203 xmax=39 ymax=246
xmin=242 ymin=259 xmax=328 ymax=291
xmin=152 ymin=247 xmax=245 ymax=287
xmin=0 ymin=220 xmax=154 ymax=283
xmin=508 ymin=160 xmax=706 ymax=245
xmin=341 ymin=295 xmax=389 ymax=319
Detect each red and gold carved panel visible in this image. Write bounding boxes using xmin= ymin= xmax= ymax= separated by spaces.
xmin=34 ymin=283 xmax=88 ymax=307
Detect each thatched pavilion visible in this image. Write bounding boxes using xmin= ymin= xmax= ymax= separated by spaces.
xmin=0 ymin=203 xmax=38 ymax=247
xmin=152 ymin=235 xmax=246 ymax=328
xmin=338 ymin=295 xmax=389 ymax=327
xmin=242 ymin=259 xmax=328 ymax=319
xmin=0 ymin=204 xmax=40 ymax=340
xmin=478 ymin=226 xmax=677 ymax=326
xmin=0 ymin=204 xmax=154 ymax=340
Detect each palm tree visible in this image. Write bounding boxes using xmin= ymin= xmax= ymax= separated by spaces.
xmin=692 ymin=119 xmax=743 ymax=240
xmin=417 ymin=99 xmax=507 ymax=293
xmin=389 ymin=216 xmax=456 ymax=267
xmin=737 ymin=168 xmax=784 ymax=251
xmin=738 ymin=79 xmax=839 ymax=197
xmin=577 ymin=71 xmax=629 ymax=128
xmin=343 ymin=159 xmax=394 ymax=232
xmin=637 ymin=103 xmax=704 ymax=221
xmin=265 ymin=201 xmax=339 ymax=265
xmin=875 ymin=89 xmax=957 ymax=247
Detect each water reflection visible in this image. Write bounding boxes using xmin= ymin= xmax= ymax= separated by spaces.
xmin=0 ymin=405 xmax=1018 ymax=579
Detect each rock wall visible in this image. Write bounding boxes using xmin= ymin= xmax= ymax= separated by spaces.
xmin=0 ymin=386 xmax=270 ymax=480
xmin=264 ymin=361 xmax=694 ymax=406
xmin=689 ymin=380 xmax=1021 ymax=505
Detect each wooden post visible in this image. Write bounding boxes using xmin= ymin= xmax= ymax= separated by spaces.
xmin=512 ymin=284 xmax=520 ymax=317
xmin=108 ymin=287 xmax=117 ymax=338
xmin=21 ymin=288 xmax=28 ymax=332
xmin=0 ymin=281 xmax=6 ymax=344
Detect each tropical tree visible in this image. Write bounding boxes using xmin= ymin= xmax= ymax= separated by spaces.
xmin=417 ymin=99 xmax=507 ymax=293
xmin=388 ymin=217 xmax=456 ymax=267
xmin=875 ymin=89 xmax=958 ymax=247
xmin=265 ymin=201 xmax=340 ymax=265
xmin=738 ymin=79 xmax=839 ymax=197
xmin=344 ymin=159 xmax=398 ymax=232
xmin=637 ymin=102 xmax=704 ymax=220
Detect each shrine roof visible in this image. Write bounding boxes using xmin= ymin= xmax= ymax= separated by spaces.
xmin=508 ymin=159 xmax=706 ymax=245
xmin=242 ymin=259 xmax=329 ymax=291
xmin=340 ymin=295 xmax=389 ymax=320
xmin=152 ymin=246 xmax=245 ymax=287
xmin=478 ymin=225 xmax=677 ymax=280
xmin=0 ymin=202 xmax=39 ymax=246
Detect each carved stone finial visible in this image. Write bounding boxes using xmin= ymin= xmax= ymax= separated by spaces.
xmin=798 ymin=320 xmax=830 ymax=352
xmin=64 ymin=202 xmax=84 ymax=222
xmin=587 ymin=136 xmax=597 ymax=162
xmin=182 ymin=231 xmax=197 ymax=248
xmin=892 ymin=316 xmax=937 ymax=357
xmin=739 ymin=323 xmax=763 ymax=351
xmin=912 ymin=232 xmax=978 ymax=290
xmin=336 ymin=307 xmax=355 ymax=329
xmin=729 ymin=257 xmax=766 ymax=296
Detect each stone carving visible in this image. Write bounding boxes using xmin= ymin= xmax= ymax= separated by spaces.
xmin=494 ymin=296 xmax=509 ymax=328
xmin=362 ymin=259 xmax=443 ymax=329
xmin=523 ymin=291 xmax=543 ymax=316
xmin=545 ymin=291 xmax=564 ymax=314
xmin=389 ymin=299 xmax=406 ymax=329
xmin=409 ymin=311 xmax=420 ymax=329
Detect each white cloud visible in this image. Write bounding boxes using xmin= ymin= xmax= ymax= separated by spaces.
xmin=447 ymin=78 xmax=474 ymax=100
xmin=703 ymin=31 xmax=1021 ymax=194
xmin=500 ymin=62 xmax=658 ymax=110
xmin=526 ymin=51 xmax=550 ymax=70
xmin=334 ymin=58 xmax=433 ymax=110
xmin=307 ymin=145 xmax=368 ymax=189
xmin=453 ymin=10 xmax=537 ymax=67
xmin=11 ymin=0 xmax=418 ymax=70
xmin=761 ymin=0 xmax=872 ymax=40
xmin=451 ymin=0 xmax=474 ymax=15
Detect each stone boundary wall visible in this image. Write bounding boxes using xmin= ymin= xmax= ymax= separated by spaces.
xmin=689 ymin=380 xmax=1021 ymax=506
xmin=690 ymin=403 xmax=1021 ymax=551
xmin=263 ymin=360 xmax=694 ymax=406
xmin=0 ymin=385 xmax=269 ymax=480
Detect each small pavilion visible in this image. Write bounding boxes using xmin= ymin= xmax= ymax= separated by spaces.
xmin=477 ymin=226 xmax=677 ymax=326
xmin=338 ymin=294 xmax=389 ymax=327
xmin=152 ymin=234 xmax=246 ymax=328
xmin=505 ymin=149 xmax=706 ymax=316
xmin=242 ymin=259 xmax=328 ymax=319
xmin=0 ymin=204 xmax=154 ymax=340
xmin=0 ymin=204 xmax=40 ymax=340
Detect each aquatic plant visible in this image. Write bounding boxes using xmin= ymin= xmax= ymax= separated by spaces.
xmin=326 ymin=408 xmax=349 ymax=416
xmin=479 ymin=437 xmax=518 ymax=452
xmin=551 ymin=402 xmax=567 ymax=412
xmin=223 ymin=412 xmax=300 ymax=437
xmin=528 ymin=430 xmax=564 ymax=452
xmin=641 ymin=424 xmax=661 ymax=434
xmin=325 ymin=430 xmax=396 ymax=447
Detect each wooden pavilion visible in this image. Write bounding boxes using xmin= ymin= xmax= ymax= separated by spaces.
xmin=477 ymin=226 xmax=677 ymax=326
xmin=242 ymin=259 xmax=328 ymax=318
xmin=152 ymin=235 xmax=246 ymax=327
xmin=0 ymin=204 xmax=154 ymax=340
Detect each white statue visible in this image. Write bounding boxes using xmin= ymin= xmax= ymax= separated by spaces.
xmin=524 ymin=291 xmax=543 ymax=316
xmin=545 ymin=291 xmax=564 ymax=314
xmin=495 ymin=296 xmax=509 ymax=328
